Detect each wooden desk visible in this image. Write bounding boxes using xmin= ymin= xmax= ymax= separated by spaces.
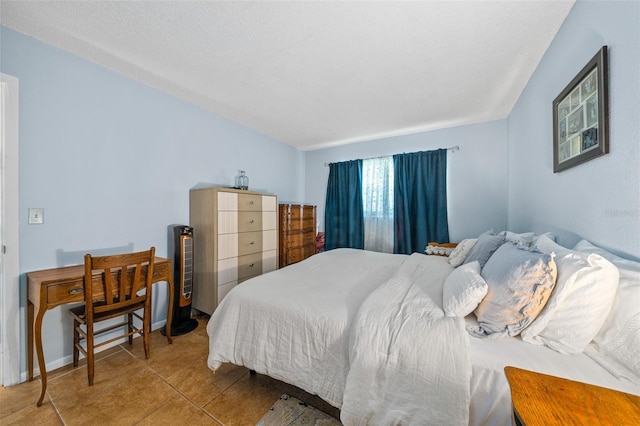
xmin=504 ymin=366 xmax=640 ymax=425
xmin=27 ymin=257 xmax=174 ymax=407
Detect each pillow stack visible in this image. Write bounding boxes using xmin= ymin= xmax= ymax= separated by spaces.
xmin=443 ymin=231 xmax=559 ymax=339
xmin=442 ymin=231 xmax=634 ymax=383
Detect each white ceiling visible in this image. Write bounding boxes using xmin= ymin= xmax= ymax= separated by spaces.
xmin=0 ymin=0 xmax=574 ymax=151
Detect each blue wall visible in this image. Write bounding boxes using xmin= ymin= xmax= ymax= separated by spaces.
xmin=304 ymin=119 xmax=509 ymax=243
xmin=1 ymin=26 xmax=305 ymax=374
xmin=507 ymin=0 xmax=640 ymax=259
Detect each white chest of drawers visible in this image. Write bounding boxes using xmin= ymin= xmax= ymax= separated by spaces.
xmin=190 ymin=186 xmax=278 ymax=314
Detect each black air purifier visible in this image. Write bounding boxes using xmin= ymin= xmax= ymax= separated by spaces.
xmin=162 ymin=225 xmax=198 ymax=336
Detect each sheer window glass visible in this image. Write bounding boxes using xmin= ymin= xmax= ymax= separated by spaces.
xmin=362 ymin=157 xmax=394 ymax=253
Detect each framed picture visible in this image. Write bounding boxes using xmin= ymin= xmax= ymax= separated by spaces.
xmin=553 ymin=46 xmax=608 ymax=172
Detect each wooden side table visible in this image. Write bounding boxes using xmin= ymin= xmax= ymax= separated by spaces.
xmin=504 ymin=366 xmax=640 ymax=425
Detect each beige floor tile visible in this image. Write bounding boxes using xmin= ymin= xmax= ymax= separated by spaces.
xmin=135 ymin=394 xmax=222 ymax=425
xmin=135 ymin=335 xmax=209 ymax=380
xmin=166 ymin=361 xmax=247 ymax=407
xmin=46 ymin=345 xmax=124 ymax=381
xmin=125 ymin=321 xmax=209 ymax=380
xmin=0 ymin=403 xmax=61 ymax=426
xmin=0 ymin=378 xmax=53 ymax=418
xmin=124 ymin=326 xmax=176 ymax=359
xmin=202 ymin=372 xmax=290 ymax=425
xmin=47 ymin=350 xmax=148 ymax=412
xmin=57 ymin=370 xmax=176 ymax=426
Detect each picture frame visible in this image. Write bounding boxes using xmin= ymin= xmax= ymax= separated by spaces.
xmin=553 ymin=46 xmax=608 ymax=172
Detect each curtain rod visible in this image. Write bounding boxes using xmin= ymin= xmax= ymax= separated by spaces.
xmin=324 ymin=145 xmax=459 ymax=167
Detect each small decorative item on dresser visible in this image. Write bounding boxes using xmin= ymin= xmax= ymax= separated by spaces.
xmin=425 ymin=242 xmax=457 ymax=256
xmin=316 ymin=232 xmax=325 ymax=254
xmin=235 ymin=170 xmax=249 ymax=190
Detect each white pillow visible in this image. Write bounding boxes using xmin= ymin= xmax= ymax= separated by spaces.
xmin=521 ymin=236 xmax=619 ymax=354
xmin=463 ymin=233 xmax=506 ymax=268
xmin=501 ymin=231 xmax=535 ymax=247
xmin=448 ymin=238 xmax=477 ymax=267
xmin=443 ymin=261 xmax=488 ymax=317
xmin=471 ymin=243 xmax=557 ymax=338
xmin=532 ymin=232 xmax=556 ymax=245
xmin=573 ymin=239 xmax=640 ymax=385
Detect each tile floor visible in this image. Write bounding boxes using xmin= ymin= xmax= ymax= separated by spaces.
xmin=0 ymin=317 xmax=341 ymax=425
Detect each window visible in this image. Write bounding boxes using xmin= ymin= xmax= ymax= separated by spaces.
xmin=362 ymin=157 xmax=394 ymax=253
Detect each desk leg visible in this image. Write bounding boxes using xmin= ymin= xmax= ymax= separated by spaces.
xmin=165 ymin=278 xmax=174 ymax=344
xmin=27 ymin=300 xmax=34 ymax=381
xmin=33 ymin=305 xmax=47 ymax=407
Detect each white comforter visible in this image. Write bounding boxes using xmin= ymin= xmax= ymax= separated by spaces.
xmin=207 ymin=248 xmax=408 ymax=407
xmin=207 ymin=249 xmax=472 ymax=424
xmin=341 ymin=253 xmax=471 ymax=425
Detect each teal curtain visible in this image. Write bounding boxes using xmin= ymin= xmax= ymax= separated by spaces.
xmin=393 ymin=149 xmax=449 ymax=254
xmin=324 ymin=160 xmax=364 ymax=250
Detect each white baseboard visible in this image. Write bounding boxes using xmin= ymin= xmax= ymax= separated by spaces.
xmin=19 ymin=319 xmax=167 ymax=383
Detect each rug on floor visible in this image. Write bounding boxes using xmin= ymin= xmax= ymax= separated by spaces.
xmin=256 ymin=394 xmax=342 ymax=426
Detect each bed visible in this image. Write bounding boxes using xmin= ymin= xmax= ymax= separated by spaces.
xmin=206 ymin=238 xmax=640 ymax=425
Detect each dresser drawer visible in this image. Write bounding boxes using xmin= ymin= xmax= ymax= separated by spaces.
xmin=238 ymin=231 xmax=263 ymax=256
xmin=282 ymin=233 xmax=303 ymax=247
xmin=285 ymin=247 xmax=305 ymax=265
xmin=217 ymin=191 xmax=238 ymax=211
xmin=281 ymin=218 xmax=315 ymax=232
xmin=301 ymin=206 xmax=315 ymax=219
xmin=238 ymin=253 xmax=263 ymax=280
xmin=238 ymin=194 xmax=262 ymax=211
xmin=238 ymin=211 xmax=262 ymax=232
xmin=303 ymin=244 xmax=315 ymax=258
xmin=282 ymin=231 xmax=315 ymax=248
xmin=281 ymin=205 xmax=315 ymax=220
xmin=285 ymin=244 xmax=315 ymax=265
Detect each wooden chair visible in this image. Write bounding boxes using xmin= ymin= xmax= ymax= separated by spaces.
xmin=69 ymin=247 xmax=155 ymax=385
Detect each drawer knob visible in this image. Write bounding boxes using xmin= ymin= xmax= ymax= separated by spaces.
xmin=250 ymin=201 xmax=254 ymax=205
xmin=250 ymin=241 xmax=255 ymax=245
xmin=250 ymin=219 xmax=254 ymax=223
xmin=249 ymin=263 xmax=255 ymax=268
xmin=68 ymin=287 xmax=84 ymax=295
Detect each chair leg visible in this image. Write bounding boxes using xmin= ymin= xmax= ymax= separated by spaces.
xmin=128 ymin=313 xmax=134 ymax=345
xmin=143 ymin=309 xmax=150 ymax=359
xmin=87 ymin=324 xmax=95 ymax=386
xmin=73 ymin=320 xmax=79 ymax=367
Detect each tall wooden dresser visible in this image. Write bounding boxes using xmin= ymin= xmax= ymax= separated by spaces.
xmin=279 ymin=204 xmax=317 ymax=268
xmin=190 ymin=187 xmax=278 ymax=315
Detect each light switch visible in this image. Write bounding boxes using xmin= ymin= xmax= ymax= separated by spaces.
xmin=28 ymin=208 xmax=44 ymax=224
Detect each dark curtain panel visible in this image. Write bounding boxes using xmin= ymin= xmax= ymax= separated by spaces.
xmin=393 ymin=149 xmax=449 ymax=254
xmin=324 ymin=159 xmax=364 ymax=250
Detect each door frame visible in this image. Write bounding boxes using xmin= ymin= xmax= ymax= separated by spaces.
xmin=1 ymin=73 xmax=20 ymax=386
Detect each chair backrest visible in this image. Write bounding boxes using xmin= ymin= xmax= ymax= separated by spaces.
xmin=83 ymin=247 xmax=156 ymax=321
